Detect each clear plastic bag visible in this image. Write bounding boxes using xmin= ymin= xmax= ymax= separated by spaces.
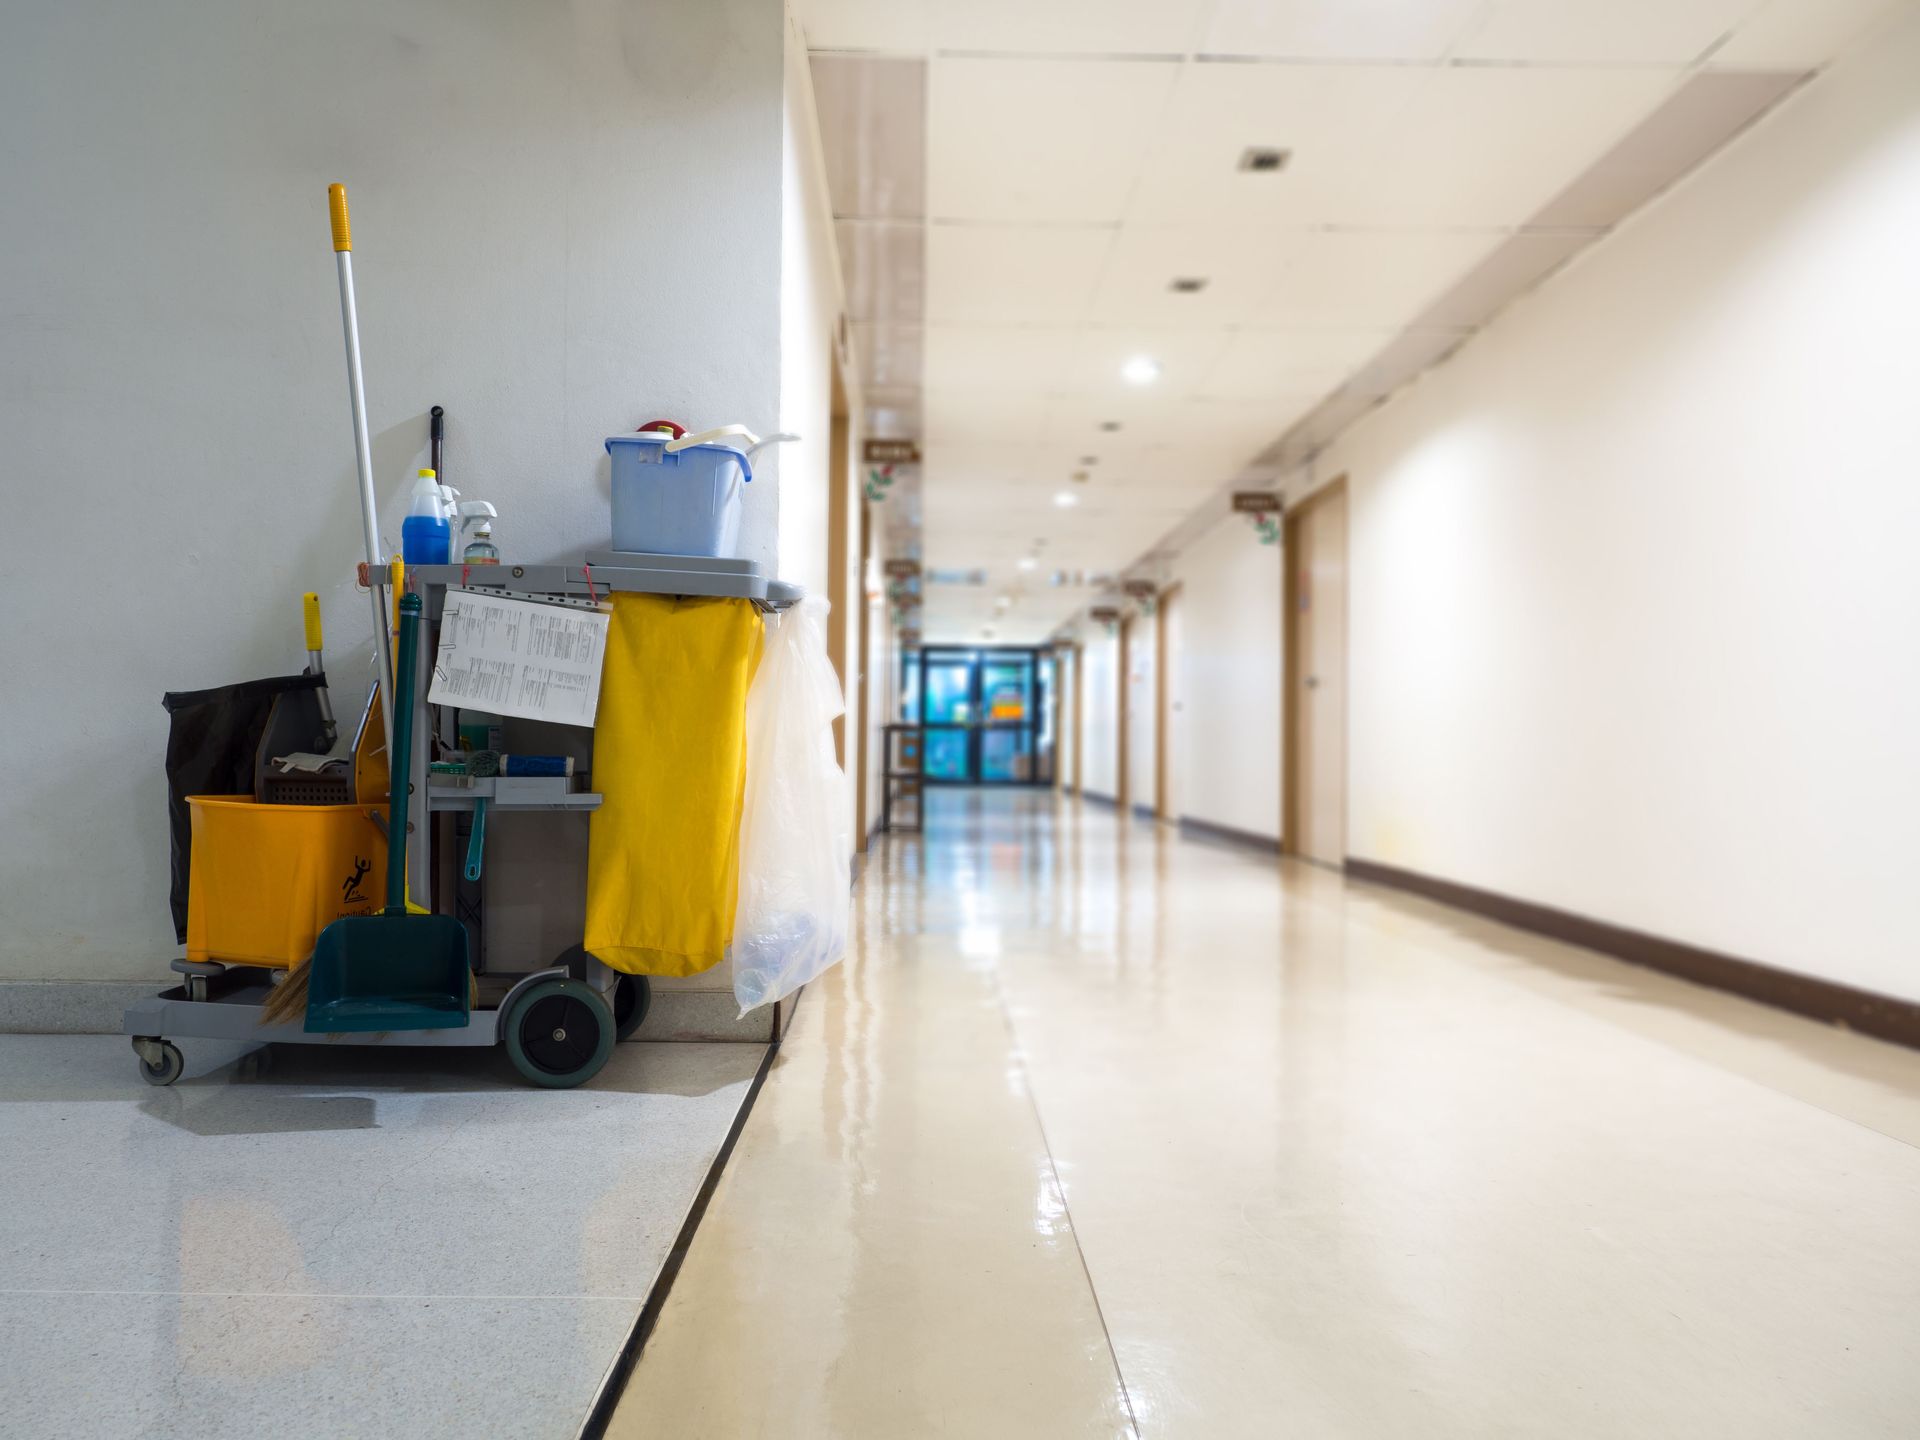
xmin=732 ymin=596 xmax=851 ymax=1013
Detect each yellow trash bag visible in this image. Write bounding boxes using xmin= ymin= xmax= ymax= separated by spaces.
xmin=585 ymin=593 xmax=761 ymax=976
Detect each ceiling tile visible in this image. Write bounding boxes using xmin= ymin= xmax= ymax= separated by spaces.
xmin=1199 ymin=0 xmax=1486 ymax=60
xmin=1254 ymin=229 xmax=1503 ymax=327
xmin=924 ymin=325 xmax=1079 ymax=391
xmin=1125 ymin=63 xmax=1422 ymax=227
xmin=928 ymin=58 xmax=1181 ymax=223
xmin=1084 ymin=225 xmax=1290 ymax=326
xmin=923 ymin=388 xmax=1053 ymax=444
xmin=926 ymin=224 xmax=1113 ymax=324
xmin=1061 ymin=326 xmax=1235 ymax=397
xmin=852 ymin=323 xmax=924 ymax=391
xmin=1708 ymin=0 xmax=1903 ymax=67
xmin=836 ymin=221 xmax=925 ymax=322
xmin=811 ymin=56 xmax=926 ymax=218
xmin=1451 ymin=0 xmax=1760 ymax=64
xmin=931 ymin=0 xmax=1213 ymax=57
xmin=1328 ymin=65 xmax=1682 ymax=227
xmin=1199 ymin=328 xmax=1395 ymax=400
xmin=798 ymin=0 xmax=934 ymax=54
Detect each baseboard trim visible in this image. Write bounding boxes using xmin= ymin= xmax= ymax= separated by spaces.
xmin=1344 ymin=858 xmax=1920 ymax=1051
xmin=1131 ymin=802 xmax=1158 ymax=821
xmin=1081 ymin=790 xmax=1117 ymax=808
xmin=1178 ymin=816 xmax=1283 ymax=854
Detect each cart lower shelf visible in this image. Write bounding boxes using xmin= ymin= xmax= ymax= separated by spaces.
xmin=125 ymin=960 xmax=649 ymax=1089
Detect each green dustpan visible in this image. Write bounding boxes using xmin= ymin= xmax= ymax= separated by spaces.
xmin=305 ymin=593 xmax=471 ymax=1033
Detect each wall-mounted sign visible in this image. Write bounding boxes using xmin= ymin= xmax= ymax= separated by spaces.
xmin=1232 ymin=490 xmax=1284 ymax=514
xmin=1122 ymin=579 xmax=1158 ymax=600
xmin=883 ymin=558 xmax=921 ymax=580
xmin=864 ymin=438 xmax=921 ymax=466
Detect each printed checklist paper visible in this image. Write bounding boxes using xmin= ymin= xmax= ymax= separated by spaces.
xmin=428 ymin=589 xmax=609 ymax=727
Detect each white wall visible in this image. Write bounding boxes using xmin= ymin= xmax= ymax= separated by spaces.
xmin=1169 ymin=515 xmax=1284 ymax=841
xmin=775 ymin=0 xmax=862 ymax=838
xmin=0 ymin=0 xmax=789 ymax=983
xmin=777 ymin=1 xmax=846 ymax=605
xmin=1126 ymin=612 xmax=1157 ymax=812
xmin=1079 ymin=630 xmax=1120 ymax=800
xmin=1322 ymin=10 xmax=1920 ymax=1001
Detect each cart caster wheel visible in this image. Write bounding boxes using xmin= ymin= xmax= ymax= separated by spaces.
xmin=613 ymin=974 xmax=651 ymax=1042
xmin=139 ymin=1041 xmax=184 ymax=1087
xmin=504 ymin=979 xmax=614 ymax=1089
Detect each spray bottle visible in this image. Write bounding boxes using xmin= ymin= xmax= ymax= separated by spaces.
xmin=401 ymin=469 xmax=451 ymax=564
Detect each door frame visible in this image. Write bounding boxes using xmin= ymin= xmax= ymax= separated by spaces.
xmin=1115 ymin=616 xmax=1132 ymax=811
xmin=854 ymin=498 xmax=873 ymax=848
xmin=826 ymin=354 xmax=852 ymax=774
xmin=1154 ymin=583 xmax=1181 ymax=822
xmin=1283 ymin=475 xmax=1348 ymax=860
xmin=1069 ymin=642 xmax=1084 ymax=798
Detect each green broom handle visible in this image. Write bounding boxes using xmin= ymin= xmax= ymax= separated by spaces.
xmin=387 ymin=594 xmax=422 ymax=916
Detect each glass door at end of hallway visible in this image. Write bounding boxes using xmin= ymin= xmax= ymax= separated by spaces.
xmin=905 ymin=647 xmax=1054 ymax=786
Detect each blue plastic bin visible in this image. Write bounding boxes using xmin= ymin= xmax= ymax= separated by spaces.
xmin=607 ymin=432 xmax=754 ymax=557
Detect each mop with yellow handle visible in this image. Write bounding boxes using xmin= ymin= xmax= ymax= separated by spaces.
xmin=262 ymin=187 xmax=420 ymax=1027
xmin=330 ymin=183 xmax=398 ymax=754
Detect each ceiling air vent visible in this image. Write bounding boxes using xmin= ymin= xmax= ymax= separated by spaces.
xmin=1238 ymin=147 xmax=1290 ymax=173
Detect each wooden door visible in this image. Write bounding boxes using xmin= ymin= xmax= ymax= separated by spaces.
xmin=1285 ymin=479 xmax=1348 ymax=865
xmin=1155 ymin=585 xmax=1180 ymax=821
xmin=826 ymin=358 xmax=851 ymax=773
xmin=854 ymin=499 xmax=873 ymax=848
xmin=1116 ymin=617 xmax=1132 ymax=811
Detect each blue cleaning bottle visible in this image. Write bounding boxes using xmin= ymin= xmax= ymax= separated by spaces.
xmin=401 ymin=468 xmax=451 ymax=565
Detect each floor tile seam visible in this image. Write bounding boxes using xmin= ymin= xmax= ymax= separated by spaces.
xmin=1335 ymin=879 xmax=1920 ymax=1154
xmin=983 ymin=962 xmax=1146 ymax=1440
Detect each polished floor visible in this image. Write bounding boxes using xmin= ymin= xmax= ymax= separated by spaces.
xmin=0 ymin=1035 xmax=763 ymax=1438
xmin=614 ymin=789 xmax=1920 ymax=1438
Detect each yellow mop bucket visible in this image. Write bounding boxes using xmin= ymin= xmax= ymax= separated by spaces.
xmin=184 ymin=797 xmax=387 ymax=967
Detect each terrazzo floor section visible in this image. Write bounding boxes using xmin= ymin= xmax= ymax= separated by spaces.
xmin=0 ymin=1033 xmax=764 ymax=1438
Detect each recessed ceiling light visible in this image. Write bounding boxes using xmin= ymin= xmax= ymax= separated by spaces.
xmin=1054 ymin=491 xmax=1078 ymax=508
xmin=1121 ymin=355 xmax=1160 ymax=385
xmin=1017 ymin=556 xmax=1037 ymax=571
xmin=1238 ymin=146 xmax=1290 ymax=173
xmin=1099 ymin=420 xmax=1122 ymax=432
xmin=1169 ymin=277 xmax=1209 ymax=294
xmin=1071 ymin=470 xmax=1091 ymax=483
xmin=1079 ymin=454 xmax=1100 ymax=465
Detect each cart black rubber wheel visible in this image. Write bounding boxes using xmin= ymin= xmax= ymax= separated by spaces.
xmin=140 ymin=1041 xmax=184 ymax=1087
xmin=504 ymin=979 xmax=614 ymax=1089
xmin=613 ymin=973 xmax=652 ymax=1042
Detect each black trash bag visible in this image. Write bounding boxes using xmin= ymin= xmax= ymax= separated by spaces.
xmin=162 ymin=674 xmax=325 ymax=943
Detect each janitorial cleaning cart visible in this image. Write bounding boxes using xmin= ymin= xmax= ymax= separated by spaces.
xmin=125 ymin=184 xmax=808 ymax=1090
